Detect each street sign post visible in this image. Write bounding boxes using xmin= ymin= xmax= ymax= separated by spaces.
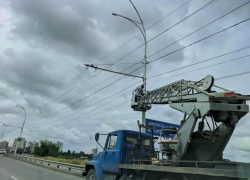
xmin=145 ymin=118 xmax=180 ymax=137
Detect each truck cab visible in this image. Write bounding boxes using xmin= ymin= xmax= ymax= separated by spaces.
xmin=85 ymin=130 xmax=154 ymax=180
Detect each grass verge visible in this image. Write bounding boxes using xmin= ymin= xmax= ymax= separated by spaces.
xmin=26 ymin=155 xmax=87 ymax=165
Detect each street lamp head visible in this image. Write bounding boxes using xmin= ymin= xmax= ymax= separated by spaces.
xmin=112 ymin=13 xmax=117 ymax=16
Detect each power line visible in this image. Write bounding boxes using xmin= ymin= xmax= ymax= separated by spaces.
xmin=95 ymin=0 xmax=192 ymax=63
xmin=149 ymin=17 xmax=250 ymax=63
xmin=146 ymin=0 xmax=250 ymax=61
xmin=27 ymin=54 xmax=250 ymax=129
xmin=32 ymin=0 xmax=216 ymax=114
xmin=25 ymin=44 xmax=250 ymax=126
xmin=25 ymin=16 xmax=250 ymax=125
xmin=40 ymin=64 xmax=142 ymax=112
xmin=33 ymin=69 xmax=250 ymax=134
xmin=31 ymin=88 xmax=134 ymax=128
xmin=148 ymin=47 xmax=250 ymax=79
xmin=148 ymin=55 xmax=250 ymax=83
xmin=25 ymin=81 xmax=141 ymax=126
xmin=34 ymin=100 xmax=131 ymax=133
xmin=25 ymin=66 xmax=143 ymax=123
xmin=215 ymin=71 xmax=250 ymax=80
xmin=96 ymin=0 xmax=218 ymax=67
xmin=59 ymin=69 xmax=250 ymax=127
xmin=52 ymin=17 xmax=250 ymax=117
xmin=90 ymin=0 xmax=250 ymax=66
xmin=20 ymin=0 xmax=240 ymax=126
xmin=34 ymin=0 xmax=192 ymax=112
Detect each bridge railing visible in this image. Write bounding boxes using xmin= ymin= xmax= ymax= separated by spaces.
xmin=5 ymin=153 xmax=85 ymax=172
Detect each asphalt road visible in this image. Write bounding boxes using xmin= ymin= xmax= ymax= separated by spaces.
xmin=0 ymin=155 xmax=85 ymax=180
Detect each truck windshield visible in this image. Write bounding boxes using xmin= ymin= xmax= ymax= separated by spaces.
xmin=124 ymin=134 xmax=151 ymax=146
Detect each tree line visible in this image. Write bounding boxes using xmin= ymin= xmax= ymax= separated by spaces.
xmin=17 ymin=142 xmax=93 ymax=159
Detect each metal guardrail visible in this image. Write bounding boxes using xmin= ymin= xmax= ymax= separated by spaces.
xmin=5 ymin=154 xmax=85 ymax=172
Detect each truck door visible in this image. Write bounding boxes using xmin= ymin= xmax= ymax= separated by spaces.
xmin=101 ymin=134 xmax=120 ymax=173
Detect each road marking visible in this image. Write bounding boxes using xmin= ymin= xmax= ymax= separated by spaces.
xmin=11 ymin=176 xmax=18 ymax=180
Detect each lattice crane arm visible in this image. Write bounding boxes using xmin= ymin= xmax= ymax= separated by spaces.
xmin=131 ymin=75 xmax=250 ymax=112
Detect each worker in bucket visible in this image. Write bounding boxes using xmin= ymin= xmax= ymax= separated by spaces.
xmin=134 ymin=84 xmax=144 ymax=102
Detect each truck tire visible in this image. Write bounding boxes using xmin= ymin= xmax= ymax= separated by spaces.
xmin=87 ymin=169 xmax=97 ymax=180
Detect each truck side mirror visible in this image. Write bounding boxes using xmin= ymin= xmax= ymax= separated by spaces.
xmin=95 ymin=133 xmax=99 ymax=142
xmin=95 ymin=132 xmax=105 ymax=151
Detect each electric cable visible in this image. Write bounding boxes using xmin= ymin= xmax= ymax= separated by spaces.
xmin=34 ymin=0 xmax=192 ymax=112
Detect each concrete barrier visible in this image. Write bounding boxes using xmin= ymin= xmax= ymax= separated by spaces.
xmin=4 ymin=154 xmax=85 ymax=177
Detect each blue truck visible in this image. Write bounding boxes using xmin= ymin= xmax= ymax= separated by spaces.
xmin=85 ymin=129 xmax=155 ymax=180
xmin=84 ymin=128 xmax=250 ymax=180
xmin=84 ymin=76 xmax=250 ymax=180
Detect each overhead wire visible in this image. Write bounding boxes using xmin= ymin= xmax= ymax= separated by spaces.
xmin=147 ymin=55 xmax=250 ymax=83
xmin=26 ymin=65 xmax=143 ymax=123
xmin=25 ymin=17 xmax=250 ymax=125
xmin=32 ymin=70 xmax=250 ymax=134
xmin=25 ymin=81 xmax=141 ymax=126
xmin=148 ymin=17 xmax=250 ymax=63
xmin=28 ymin=0 xmax=218 ymax=118
xmin=40 ymin=64 xmax=143 ymax=112
xmin=148 ymin=48 xmax=250 ymax=79
xmin=33 ymin=46 xmax=250 ymax=125
xmin=34 ymin=99 xmax=131 ymax=134
xmin=89 ymin=0 xmax=250 ymax=66
xmin=27 ymin=54 xmax=250 ymax=130
xmin=34 ymin=0 xmax=193 ymax=112
xmin=6 ymin=0 xmax=250 ymax=139
xmin=43 ymin=0 xmax=250 ymax=113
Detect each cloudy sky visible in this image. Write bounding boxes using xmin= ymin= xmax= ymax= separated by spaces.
xmin=0 ymin=0 xmax=250 ymax=161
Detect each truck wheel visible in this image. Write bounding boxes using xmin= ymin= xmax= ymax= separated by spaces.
xmin=87 ymin=169 xmax=97 ymax=180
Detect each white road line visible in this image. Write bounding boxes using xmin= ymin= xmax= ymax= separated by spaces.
xmin=11 ymin=176 xmax=18 ymax=180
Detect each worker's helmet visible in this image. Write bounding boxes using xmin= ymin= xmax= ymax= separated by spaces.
xmin=141 ymin=85 xmax=144 ymax=88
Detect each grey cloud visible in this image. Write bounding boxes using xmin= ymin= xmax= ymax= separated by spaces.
xmin=1 ymin=48 xmax=64 ymax=98
xmin=9 ymin=0 xmax=106 ymax=59
xmin=2 ymin=0 xmax=250 ymax=156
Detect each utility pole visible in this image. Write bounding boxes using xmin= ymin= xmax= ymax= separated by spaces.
xmin=0 ymin=121 xmax=20 ymax=142
xmin=113 ymin=0 xmax=147 ymax=132
xmin=14 ymin=104 xmax=26 ymax=154
xmin=0 ymin=125 xmax=6 ymax=142
xmin=86 ymin=0 xmax=148 ymax=132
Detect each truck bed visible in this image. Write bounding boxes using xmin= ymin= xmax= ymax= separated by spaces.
xmin=115 ymin=161 xmax=250 ymax=179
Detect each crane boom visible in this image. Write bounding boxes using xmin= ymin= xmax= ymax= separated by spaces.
xmin=131 ymin=75 xmax=250 ymax=162
xmin=132 ymin=75 xmax=250 ymax=112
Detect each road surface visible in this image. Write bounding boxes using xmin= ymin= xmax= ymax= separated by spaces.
xmin=0 ymin=155 xmax=85 ymax=180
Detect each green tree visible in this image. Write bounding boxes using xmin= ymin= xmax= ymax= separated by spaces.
xmin=25 ymin=147 xmax=31 ymax=154
xmin=34 ymin=146 xmax=40 ymax=156
xmin=67 ymin=150 xmax=71 ymax=156
xmin=80 ymin=151 xmax=85 ymax=156
xmin=48 ymin=144 xmax=59 ymax=157
xmin=16 ymin=148 xmax=23 ymax=154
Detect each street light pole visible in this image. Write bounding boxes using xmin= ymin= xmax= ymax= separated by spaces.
xmin=14 ymin=104 xmax=26 ymax=154
xmin=113 ymin=0 xmax=147 ymax=132
xmin=1 ymin=126 xmax=6 ymax=142
xmin=0 ymin=121 xmax=6 ymax=142
xmin=0 ymin=121 xmax=21 ymax=142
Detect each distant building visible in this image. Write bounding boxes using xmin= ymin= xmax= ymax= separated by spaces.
xmin=0 ymin=141 xmax=9 ymax=149
xmin=26 ymin=141 xmax=37 ymax=152
xmin=31 ymin=141 xmax=39 ymax=152
xmin=26 ymin=141 xmax=33 ymax=149
xmin=54 ymin=141 xmax=63 ymax=152
xmin=12 ymin=137 xmax=26 ymax=151
xmin=92 ymin=148 xmax=98 ymax=154
xmin=38 ymin=139 xmax=52 ymax=147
